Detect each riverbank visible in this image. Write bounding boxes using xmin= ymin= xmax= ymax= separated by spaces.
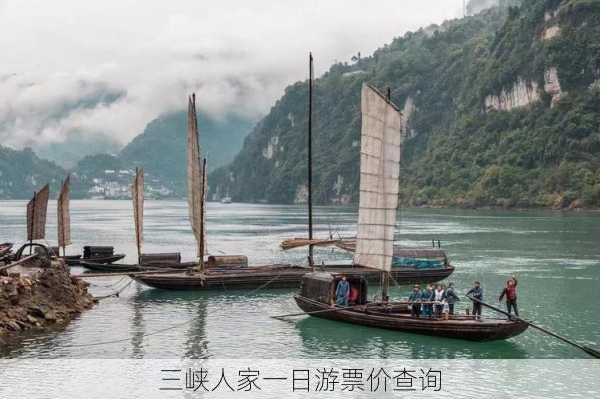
xmin=0 ymin=260 xmax=95 ymax=345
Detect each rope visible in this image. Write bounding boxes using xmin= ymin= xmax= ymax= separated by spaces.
xmin=60 ymin=266 xmax=289 ymax=348
xmin=88 ymin=276 xmax=128 ymax=288
xmin=93 ymin=279 xmax=134 ymax=300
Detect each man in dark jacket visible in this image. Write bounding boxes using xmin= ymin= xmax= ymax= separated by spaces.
xmin=444 ymin=282 xmax=460 ymax=315
xmin=499 ymin=276 xmax=519 ymax=317
xmin=408 ymin=285 xmax=422 ymax=317
xmin=466 ymin=281 xmax=483 ymax=320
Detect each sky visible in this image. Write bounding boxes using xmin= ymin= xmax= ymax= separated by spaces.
xmin=0 ymin=0 xmax=465 ymax=153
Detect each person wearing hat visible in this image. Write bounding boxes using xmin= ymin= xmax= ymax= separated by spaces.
xmin=444 ymin=282 xmax=460 ymax=315
xmin=466 ymin=281 xmax=484 ymax=320
xmin=408 ymin=284 xmax=422 ymax=317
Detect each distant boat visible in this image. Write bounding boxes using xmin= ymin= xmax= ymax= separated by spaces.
xmin=220 ymin=196 xmax=232 ymax=204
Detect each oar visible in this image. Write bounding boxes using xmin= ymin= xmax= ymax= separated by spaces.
xmin=271 ymin=302 xmax=383 ymax=320
xmin=467 ymin=295 xmax=600 ymax=359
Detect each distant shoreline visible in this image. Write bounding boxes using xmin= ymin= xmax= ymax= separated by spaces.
xmin=1 ymin=198 xmax=598 ymax=212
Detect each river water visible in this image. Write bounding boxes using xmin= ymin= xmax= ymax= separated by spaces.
xmin=0 ymin=200 xmax=599 ymax=359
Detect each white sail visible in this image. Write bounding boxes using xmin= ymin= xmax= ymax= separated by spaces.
xmin=57 ymin=176 xmax=71 ymax=249
xmin=353 ymin=84 xmax=403 ymax=272
xmin=27 ymin=184 xmax=50 ymax=241
xmin=187 ymin=94 xmax=206 ymax=259
xmin=132 ymin=167 xmax=144 ymax=258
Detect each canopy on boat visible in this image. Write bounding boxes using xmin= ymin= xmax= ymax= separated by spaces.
xmin=132 ymin=167 xmax=144 ymax=258
xmin=27 ymin=184 xmax=50 ymax=241
xmin=353 ymin=84 xmax=403 ymax=273
xmin=187 ymin=94 xmax=207 ymax=259
xmin=57 ymin=175 xmax=71 ymax=249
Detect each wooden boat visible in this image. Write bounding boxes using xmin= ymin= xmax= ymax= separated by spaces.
xmin=287 ymin=84 xmax=506 ymax=340
xmin=294 ymin=272 xmax=528 ymax=342
xmin=133 ymin=94 xmax=315 ymax=291
xmin=279 ymin=58 xmax=455 ymax=286
xmin=0 ymin=242 xmax=13 ymax=256
xmin=66 ymin=252 xmax=126 ymax=266
xmin=132 ymin=263 xmax=451 ymax=290
xmin=80 ymin=261 xmax=151 ymax=273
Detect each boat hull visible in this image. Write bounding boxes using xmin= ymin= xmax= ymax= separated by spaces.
xmin=132 ymin=265 xmax=455 ymax=291
xmin=66 ymin=254 xmax=125 ymax=266
xmin=294 ymin=296 xmax=528 ymax=341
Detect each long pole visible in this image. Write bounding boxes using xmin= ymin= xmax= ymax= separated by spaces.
xmin=199 ymin=158 xmax=207 ymax=271
xmin=307 ymin=52 xmax=314 ymax=267
xmin=381 ymin=87 xmax=393 ymax=301
xmin=134 ymin=167 xmax=142 ymax=262
xmin=29 ymin=191 xmax=35 ymax=255
xmin=469 ymin=296 xmax=600 ymax=359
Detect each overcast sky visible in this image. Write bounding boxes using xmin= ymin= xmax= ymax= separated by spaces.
xmin=0 ymin=0 xmax=464 ymax=151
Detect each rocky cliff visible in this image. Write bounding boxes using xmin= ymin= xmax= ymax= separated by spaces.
xmin=210 ymin=0 xmax=600 ymax=209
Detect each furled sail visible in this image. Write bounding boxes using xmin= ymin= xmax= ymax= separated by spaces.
xmin=132 ymin=167 xmax=144 ymax=258
xmin=27 ymin=184 xmax=50 ymax=241
xmin=187 ymin=94 xmax=206 ymax=259
xmin=57 ymin=176 xmax=71 ymax=249
xmin=352 ymin=84 xmax=403 ymax=272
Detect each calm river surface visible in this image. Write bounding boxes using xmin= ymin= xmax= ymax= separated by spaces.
xmin=0 ymin=200 xmax=599 ymax=359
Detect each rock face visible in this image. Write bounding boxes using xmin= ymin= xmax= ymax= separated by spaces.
xmin=485 ymin=79 xmax=540 ymax=111
xmin=544 ymin=67 xmax=563 ymax=107
xmin=0 ymin=260 xmax=95 ymax=343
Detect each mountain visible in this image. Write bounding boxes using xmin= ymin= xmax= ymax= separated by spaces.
xmin=209 ymin=0 xmax=600 ymax=209
xmin=0 ymin=146 xmax=66 ymax=198
xmin=118 ymin=111 xmax=254 ymax=196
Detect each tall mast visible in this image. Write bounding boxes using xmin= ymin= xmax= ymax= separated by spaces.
xmin=199 ymin=157 xmax=207 ymax=271
xmin=308 ymin=52 xmax=314 ymax=267
xmin=381 ymin=87 xmax=393 ymax=301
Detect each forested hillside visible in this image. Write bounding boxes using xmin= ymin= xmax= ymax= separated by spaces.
xmin=210 ymin=0 xmax=600 ymax=208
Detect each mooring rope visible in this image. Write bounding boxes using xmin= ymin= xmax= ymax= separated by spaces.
xmin=60 ymin=267 xmax=289 ymax=348
xmin=93 ymin=279 xmax=135 ymax=300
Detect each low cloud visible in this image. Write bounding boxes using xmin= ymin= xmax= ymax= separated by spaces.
xmin=0 ymin=0 xmax=462 ymax=152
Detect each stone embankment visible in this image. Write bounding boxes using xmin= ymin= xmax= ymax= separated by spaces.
xmin=0 ymin=259 xmax=95 ymax=344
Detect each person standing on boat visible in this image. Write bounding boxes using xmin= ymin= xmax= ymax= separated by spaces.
xmin=434 ymin=284 xmax=445 ymax=318
xmin=335 ymin=276 xmax=350 ymax=306
xmin=467 ymin=281 xmax=484 ymax=320
xmin=444 ymin=282 xmax=460 ymax=315
xmin=408 ymin=285 xmax=422 ymax=317
xmin=499 ymin=276 xmax=519 ymax=317
xmin=421 ymin=285 xmax=435 ymax=318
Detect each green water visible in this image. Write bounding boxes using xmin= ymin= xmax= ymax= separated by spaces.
xmin=0 ymin=200 xmax=599 ymax=359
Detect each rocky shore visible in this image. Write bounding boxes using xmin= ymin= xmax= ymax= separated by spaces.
xmin=0 ymin=259 xmax=95 ymax=344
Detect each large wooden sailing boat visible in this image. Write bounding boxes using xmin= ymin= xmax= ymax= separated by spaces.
xmin=280 ymin=56 xmax=454 ymax=285
xmin=293 ymin=84 xmax=527 ymax=341
xmin=132 ymin=93 xmax=309 ymax=290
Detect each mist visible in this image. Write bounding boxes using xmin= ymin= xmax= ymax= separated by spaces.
xmin=0 ymin=0 xmax=463 ymax=156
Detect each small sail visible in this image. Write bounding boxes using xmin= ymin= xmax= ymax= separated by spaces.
xmin=26 ymin=184 xmax=50 ymax=241
xmin=57 ymin=176 xmax=71 ymax=249
xmin=353 ymin=84 xmax=403 ymax=272
xmin=132 ymin=168 xmax=144 ymax=258
xmin=187 ymin=94 xmax=206 ymax=258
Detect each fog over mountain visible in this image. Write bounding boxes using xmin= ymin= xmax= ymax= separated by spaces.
xmin=0 ymin=0 xmax=463 ymax=166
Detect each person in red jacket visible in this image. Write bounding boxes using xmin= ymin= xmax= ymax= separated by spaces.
xmin=499 ymin=276 xmax=519 ymax=317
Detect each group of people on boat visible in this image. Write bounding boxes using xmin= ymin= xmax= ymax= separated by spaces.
xmin=408 ymin=282 xmax=460 ymax=319
xmin=334 ymin=274 xmax=520 ymax=320
xmin=407 ymin=277 xmax=518 ymax=320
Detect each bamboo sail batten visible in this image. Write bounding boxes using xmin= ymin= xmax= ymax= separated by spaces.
xmin=132 ymin=168 xmax=144 ymax=258
xmin=57 ymin=176 xmax=71 ymax=250
xmin=352 ymin=84 xmax=403 ymax=273
xmin=187 ymin=94 xmax=207 ymax=259
xmin=27 ymin=184 xmax=50 ymax=241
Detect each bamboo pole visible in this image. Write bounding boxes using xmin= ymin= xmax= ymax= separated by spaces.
xmin=469 ymin=296 xmax=600 ymax=359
